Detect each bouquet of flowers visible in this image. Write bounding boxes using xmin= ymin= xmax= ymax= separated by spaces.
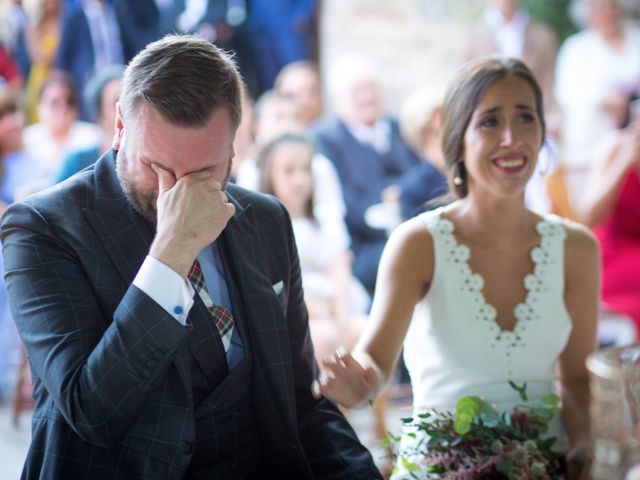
xmin=387 ymin=382 xmax=566 ymax=479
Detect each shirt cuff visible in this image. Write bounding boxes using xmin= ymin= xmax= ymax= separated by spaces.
xmin=133 ymin=256 xmax=195 ymax=325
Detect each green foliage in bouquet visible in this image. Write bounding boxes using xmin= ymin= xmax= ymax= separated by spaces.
xmin=387 ymin=382 xmax=565 ymax=479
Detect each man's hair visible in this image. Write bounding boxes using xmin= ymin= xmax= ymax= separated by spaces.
xmin=119 ymin=35 xmax=243 ymax=129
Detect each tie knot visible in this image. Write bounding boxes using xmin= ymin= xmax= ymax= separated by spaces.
xmin=187 ymin=258 xmax=236 ymax=351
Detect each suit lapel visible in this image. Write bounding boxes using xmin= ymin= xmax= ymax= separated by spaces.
xmin=220 ymin=191 xmax=281 ymax=334
xmin=221 ymin=188 xmax=298 ymax=442
xmin=221 ymin=188 xmax=278 ymax=326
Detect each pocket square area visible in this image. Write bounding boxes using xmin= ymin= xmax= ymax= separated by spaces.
xmin=272 ymin=280 xmax=284 ymax=295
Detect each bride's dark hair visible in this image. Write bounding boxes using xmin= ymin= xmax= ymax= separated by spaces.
xmin=441 ymin=56 xmax=546 ymax=198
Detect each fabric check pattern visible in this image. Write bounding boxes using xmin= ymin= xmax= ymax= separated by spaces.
xmin=188 ymin=260 xmax=235 ymax=352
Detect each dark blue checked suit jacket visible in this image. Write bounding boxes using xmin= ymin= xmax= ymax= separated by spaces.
xmin=1 ymin=150 xmax=381 ymax=480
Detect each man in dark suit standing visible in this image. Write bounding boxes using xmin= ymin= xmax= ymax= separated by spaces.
xmin=56 ymin=0 xmax=159 ymax=119
xmin=2 ymin=35 xmax=381 ymax=480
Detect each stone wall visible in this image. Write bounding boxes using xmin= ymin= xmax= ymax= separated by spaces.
xmin=319 ymin=0 xmax=487 ymax=115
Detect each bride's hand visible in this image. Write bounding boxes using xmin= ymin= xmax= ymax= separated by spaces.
xmin=311 ymin=348 xmax=382 ymax=408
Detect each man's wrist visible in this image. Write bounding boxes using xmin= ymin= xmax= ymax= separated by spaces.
xmin=133 ymin=256 xmax=195 ymax=324
xmin=149 ymin=238 xmax=196 ymax=278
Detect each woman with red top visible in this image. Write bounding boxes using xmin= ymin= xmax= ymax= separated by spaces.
xmin=577 ymin=115 xmax=640 ymax=334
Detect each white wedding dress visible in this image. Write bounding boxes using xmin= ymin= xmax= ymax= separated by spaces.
xmin=393 ymin=208 xmax=572 ymax=478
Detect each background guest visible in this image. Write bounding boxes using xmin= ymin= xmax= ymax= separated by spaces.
xmin=465 ymin=0 xmax=559 ymax=114
xmin=311 ymin=54 xmax=420 ymax=294
xmin=55 ymin=0 xmax=157 ymax=118
xmin=258 ymin=134 xmax=369 ymax=360
xmin=245 ymin=0 xmax=318 ymax=94
xmin=274 ymin=60 xmax=323 ymax=127
xmin=166 ymin=1 xmax=261 ymax=99
xmin=23 ymin=0 xmax=61 ymax=123
xmin=236 ymin=89 xmax=346 ymax=223
xmin=22 ymin=70 xmax=101 ymax=180
xmin=0 ymin=86 xmax=49 ymax=217
xmin=0 ymin=0 xmax=30 ymax=81
xmin=0 ymin=86 xmax=48 ymax=400
xmin=55 ymin=63 xmax=122 ymax=182
xmin=55 ymin=0 xmax=124 ymax=118
xmin=555 ymin=0 xmax=640 ymax=211
xmin=235 ymin=89 xmax=305 ymax=189
xmin=395 ymin=87 xmax=449 ymax=220
xmin=575 ymin=106 xmax=640 ymax=336
xmin=0 ymin=47 xmax=21 ymax=89
xmin=257 ymin=133 xmax=391 ymax=470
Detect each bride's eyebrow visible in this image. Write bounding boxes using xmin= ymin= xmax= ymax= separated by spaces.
xmin=478 ymin=106 xmax=501 ymax=116
xmin=476 ymin=104 xmax=535 ymax=117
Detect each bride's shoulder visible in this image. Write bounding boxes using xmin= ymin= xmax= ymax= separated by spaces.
xmin=541 ymin=214 xmax=600 ymax=275
xmin=543 ymin=214 xmax=599 ymax=254
xmin=565 ymin=220 xmax=600 ymax=267
xmin=380 ymin=215 xmax=436 ymax=289
xmin=383 ymin=213 xmax=437 ymax=267
xmin=390 ymin=211 xmax=438 ymax=251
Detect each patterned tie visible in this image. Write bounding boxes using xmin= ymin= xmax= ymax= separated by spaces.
xmin=188 ymin=260 xmax=235 ymax=351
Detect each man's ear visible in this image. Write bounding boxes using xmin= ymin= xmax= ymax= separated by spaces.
xmin=112 ymin=102 xmax=125 ymax=150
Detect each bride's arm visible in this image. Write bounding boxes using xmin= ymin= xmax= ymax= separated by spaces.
xmin=312 ymin=218 xmax=434 ymax=407
xmin=559 ymin=221 xmax=600 ymax=476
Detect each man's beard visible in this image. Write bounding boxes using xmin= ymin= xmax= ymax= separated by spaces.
xmin=116 ymin=149 xmax=158 ymax=223
xmin=115 ymin=149 xmax=233 ymax=225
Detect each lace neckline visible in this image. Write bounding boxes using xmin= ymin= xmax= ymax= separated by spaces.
xmin=431 ymin=210 xmax=563 ymax=339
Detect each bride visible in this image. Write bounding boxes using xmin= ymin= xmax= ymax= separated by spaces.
xmin=312 ymin=57 xmax=599 ymax=479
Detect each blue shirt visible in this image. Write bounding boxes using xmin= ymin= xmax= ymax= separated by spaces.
xmin=197 ymin=242 xmax=244 ymax=370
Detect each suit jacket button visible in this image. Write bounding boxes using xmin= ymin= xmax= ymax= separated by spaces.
xmin=181 ymin=441 xmax=193 ymax=454
xmin=141 ymin=368 xmax=151 ymax=379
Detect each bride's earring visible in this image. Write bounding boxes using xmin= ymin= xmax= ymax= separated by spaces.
xmin=453 ymin=163 xmax=464 ymax=186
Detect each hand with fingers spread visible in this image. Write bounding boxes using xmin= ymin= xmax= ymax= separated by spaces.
xmin=311 ymin=348 xmax=383 ymax=409
xmin=149 ymin=163 xmax=235 ymax=277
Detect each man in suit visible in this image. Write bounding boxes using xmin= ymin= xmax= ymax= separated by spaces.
xmin=56 ymin=0 xmax=159 ymax=119
xmin=310 ymin=55 xmax=421 ymax=295
xmin=245 ymin=0 xmax=317 ymax=93
xmin=2 ymin=35 xmax=381 ymax=479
